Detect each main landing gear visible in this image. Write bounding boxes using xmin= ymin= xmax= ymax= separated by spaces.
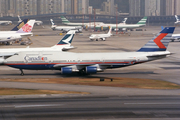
xmin=20 ymin=69 xmax=24 ymax=76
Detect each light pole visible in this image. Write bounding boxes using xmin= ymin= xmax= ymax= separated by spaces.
xmin=94 ymin=8 xmax=96 ymax=31
xmin=89 ymin=7 xmax=91 ymax=31
xmin=82 ymin=8 xmax=84 ymax=27
xmin=116 ymin=7 xmax=118 ymax=35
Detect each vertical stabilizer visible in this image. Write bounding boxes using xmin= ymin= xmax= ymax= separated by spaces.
xmin=51 ymin=30 xmax=76 ymax=49
xmin=50 ymin=19 xmax=55 ymax=25
xmin=137 ymin=17 xmax=147 ymax=25
xmin=138 ymin=27 xmax=175 ymax=52
xmin=16 ymin=20 xmax=35 ymax=33
xmin=175 ymin=15 xmax=179 ymax=22
xmin=11 ymin=19 xmax=29 ymax=31
xmin=61 ymin=16 xmax=70 ymax=24
xmin=18 ymin=15 xmax=22 ymax=23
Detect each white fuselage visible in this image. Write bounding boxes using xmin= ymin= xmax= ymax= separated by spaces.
xmin=96 ymin=24 xmax=145 ymax=29
xmin=0 ymin=31 xmax=32 ymax=42
xmin=3 ymin=50 xmax=170 ymax=71
xmin=89 ymin=33 xmax=111 ymax=40
xmin=0 ymin=21 xmax=12 ymax=25
xmin=64 ymin=22 xmax=104 ymax=27
xmin=51 ymin=25 xmax=82 ymax=32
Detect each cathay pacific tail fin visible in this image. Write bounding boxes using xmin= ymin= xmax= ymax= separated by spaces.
xmin=51 ymin=30 xmax=76 ymax=50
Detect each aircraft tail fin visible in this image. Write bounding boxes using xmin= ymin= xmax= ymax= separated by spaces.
xmin=121 ymin=18 xmax=127 ymax=24
xmin=138 ymin=27 xmax=175 ymax=52
xmin=16 ymin=20 xmax=35 ymax=33
xmin=161 ymin=26 xmax=164 ymax=30
xmin=61 ymin=16 xmax=70 ymax=24
xmin=11 ymin=19 xmax=29 ymax=31
xmin=175 ymin=15 xmax=179 ymax=22
xmin=18 ymin=15 xmax=22 ymax=23
xmin=137 ymin=16 xmax=147 ymax=25
xmin=107 ymin=26 xmax=112 ymax=35
xmin=51 ymin=30 xmax=76 ymax=49
xmin=50 ymin=19 xmax=55 ymax=25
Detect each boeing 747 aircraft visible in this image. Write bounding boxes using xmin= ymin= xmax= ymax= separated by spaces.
xmin=96 ymin=17 xmax=147 ymax=31
xmin=50 ymin=19 xmax=82 ymax=33
xmin=0 ymin=27 xmax=175 ymax=75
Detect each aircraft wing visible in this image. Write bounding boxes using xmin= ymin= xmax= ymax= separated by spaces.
xmin=0 ymin=52 xmax=16 ymax=57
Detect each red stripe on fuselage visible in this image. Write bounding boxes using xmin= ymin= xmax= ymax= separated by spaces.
xmin=153 ymin=33 xmax=168 ymax=49
xmin=5 ymin=61 xmax=130 ymax=65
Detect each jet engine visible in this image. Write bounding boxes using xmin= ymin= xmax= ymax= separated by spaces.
xmin=61 ymin=67 xmax=72 ymax=74
xmin=86 ymin=66 xmax=97 ymax=74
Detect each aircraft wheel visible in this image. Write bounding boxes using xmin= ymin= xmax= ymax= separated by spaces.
xmin=96 ymin=39 xmax=98 ymax=41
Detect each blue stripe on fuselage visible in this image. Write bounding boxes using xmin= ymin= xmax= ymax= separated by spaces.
xmin=7 ymin=64 xmax=55 ymax=70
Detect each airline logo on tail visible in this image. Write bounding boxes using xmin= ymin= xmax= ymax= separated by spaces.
xmin=57 ymin=34 xmax=74 ymax=45
xmin=22 ymin=24 xmax=32 ymax=32
xmin=61 ymin=16 xmax=70 ymax=23
xmin=138 ymin=27 xmax=175 ymax=52
xmin=17 ymin=20 xmax=35 ymax=33
xmin=137 ymin=17 xmax=147 ymax=25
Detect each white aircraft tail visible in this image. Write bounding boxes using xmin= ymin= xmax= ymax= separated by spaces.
xmin=18 ymin=15 xmax=22 ymax=23
xmin=120 ymin=18 xmax=127 ymax=24
xmin=175 ymin=15 xmax=179 ymax=22
xmin=51 ymin=30 xmax=76 ymax=49
xmin=16 ymin=20 xmax=35 ymax=33
xmin=50 ymin=19 xmax=55 ymax=25
xmin=107 ymin=27 xmax=112 ymax=35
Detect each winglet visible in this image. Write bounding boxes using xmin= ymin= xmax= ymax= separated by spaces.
xmin=11 ymin=19 xmax=29 ymax=31
xmin=137 ymin=27 xmax=175 ymax=52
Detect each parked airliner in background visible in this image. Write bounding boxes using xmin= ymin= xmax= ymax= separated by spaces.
xmin=0 ymin=20 xmax=12 ymax=25
xmin=96 ymin=16 xmax=147 ymax=31
xmin=61 ymin=16 xmax=104 ymax=28
xmin=161 ymin=26 xmax=180 ymax=42
xmin=175 ymin=15 xmax=180 ymax=25
xmin=50 ymin=19 xmax=82 ymax=33
xmin=89 ymin=27 xmax=112 ymax=41
xmin=18 ymin=15 xmax=43 ymax=26
xmin=1 ymin=27 xmax=175 ymax=75
xmin=0 ymin=19 xmax=35 ymax=43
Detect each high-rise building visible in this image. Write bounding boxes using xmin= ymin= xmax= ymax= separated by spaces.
xmin=129 ymin=0 xmax=180 ymax=16
xmin=101 ymin=0 xmax=116 ymax=15
xmin=0 ymin=0 xmax=89 ymax=16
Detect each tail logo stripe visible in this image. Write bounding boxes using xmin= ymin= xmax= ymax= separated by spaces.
xmin=153 ymin=33 xmax=167 ymax=49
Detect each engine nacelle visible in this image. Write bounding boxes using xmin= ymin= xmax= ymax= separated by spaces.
xmin=61 ymin=67 xmax=72 ymax=74
xmin=86 ymin=66 xmax=97 ymax=74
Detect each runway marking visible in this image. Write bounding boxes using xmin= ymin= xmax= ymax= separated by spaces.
xmin=124 ymin=103 xmax=180 ymax=105
xmin=14 ymin=104 xmax=64 ymax=108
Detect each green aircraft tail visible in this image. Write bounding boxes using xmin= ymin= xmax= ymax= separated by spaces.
xmin=137 ymin=16 xmax=147 ymax=25
xmin=61 ymin=16 xmax=70 ymax=23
